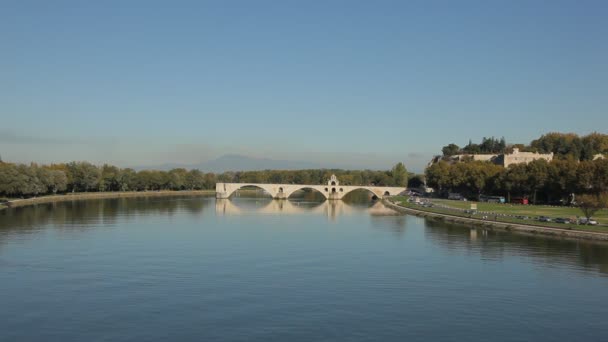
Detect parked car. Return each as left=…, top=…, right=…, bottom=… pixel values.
left=515, top=215, right=529, bottom=220
left=579, top=218, right=598, bottom=225
left=448, top=193, right=464, bottom=201
left=538, top=216, right=552, bottom=222
left=554, top=218, right=569, bottom=224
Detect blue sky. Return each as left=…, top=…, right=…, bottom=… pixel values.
left=1, top=0, right=607, bottom=172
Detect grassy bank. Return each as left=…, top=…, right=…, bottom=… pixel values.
left=430, top=198, right=608, bottom=221
left=1, top=190, right=216, bottom=210
left=391, top=196, right=608, bottom=234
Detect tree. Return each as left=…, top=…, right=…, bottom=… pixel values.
left=546, top=159, right=578, bottom=203
left=0, top=163, right=21, bottom=196
left=581, top=132, right=608, bottom=160
left=462, top=140, right=481, bottom=154
left=425, top=161, right=451, bottom=193
left=185, top=169, right=205, bottom=190
left=117, top=168, right=136, bottom=191
left=391, top=162, right=408, bottom=186
left=49, top=170, right=68, bottom=194
left=442, top=144, right=460, bottom=156
left=99, top=164, right=120, bottom=192
left=67, top=162, right=101, bottom=192
left=499, top=164, right=530, bottom=201
left=527, top=159, right=550, bottom=204
left=168, top=168, right=188, bottom=190
left=577, top=193, right=608, bottom=220
left=407, top=175, right=425, bottom=188
left=531, top=132, right=585, bottom=160
left=576, top=161, right=595, bottom=193
left=592, top=159, right=608, bottom=193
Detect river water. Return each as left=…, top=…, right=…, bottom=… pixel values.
left=1, top=195, right=607, bottom=341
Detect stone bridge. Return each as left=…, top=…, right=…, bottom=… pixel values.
left=215, top=175, right=407, bottom=200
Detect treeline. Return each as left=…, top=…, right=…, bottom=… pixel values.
left=0, top=161, right=409, bottom=198
left=442, top=137, right=507, bottom=156
left=442, top=132, right=608, bottom=160
left=426, top=158, right=608, bottom=204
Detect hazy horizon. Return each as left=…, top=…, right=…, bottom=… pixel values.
left=2, top=1, right=607, bottom=173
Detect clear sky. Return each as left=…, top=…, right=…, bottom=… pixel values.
left=2, top=0, right=607, bottom=172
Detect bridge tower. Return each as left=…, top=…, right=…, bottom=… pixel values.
left=327, top=174, right=343, bottom=200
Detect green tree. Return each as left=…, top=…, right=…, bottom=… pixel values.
left=592, top=159, right=608, bottom=193
left=168, top=168, right=188, bottom=190
left=577, top=193, right=608, bottom=220
left=407, top=175, right=425, bottom=188
left=527, top=159, right=550, bottom=204
left=49, top=170, right=68, bottom=194
left=99, top=164, right=120, bottom=192
left=117, top=168, right=136, bottom=191
left=391, top=162, right=408, bottom=186
left=67, top=162, right=101, bottom=192
left=0, top=163, right=21, bottom=196
left=581, top=132, right=608, bottom=160
left=441, top=144, right=460, bottom=156
left=425, top=161, right=451, bottom=193
left=185, top=169, right=205, bottom=190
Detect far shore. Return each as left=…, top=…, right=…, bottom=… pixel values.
left=0, top=190, right=216, bottom=211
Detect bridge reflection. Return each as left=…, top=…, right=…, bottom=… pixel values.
left=215, top=198, right=400, bottom=221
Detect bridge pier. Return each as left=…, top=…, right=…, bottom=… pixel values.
left=273, top=193, right=288, bottom=200
left=216, top=191, right=230, bottom=199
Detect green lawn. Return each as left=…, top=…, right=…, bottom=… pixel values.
left=429, top=198, right=608, bottom=221
left=391, top=196, right=608, bottom=233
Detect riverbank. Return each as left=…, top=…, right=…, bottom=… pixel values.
left=383, top=199, right=608, bottom=241
left=0, top=190, right=216, bottom=211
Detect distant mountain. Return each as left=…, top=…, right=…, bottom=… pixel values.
left=135, top=154, right=323, bottom=172
left=200, top=154, right=322, bottom=172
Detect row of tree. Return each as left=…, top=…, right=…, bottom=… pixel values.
left=442, top=137, right=507, bottom=156
left=442, top=132, right=608, bottom=161
left=0, top=162, right=215, bottom=197
left=425, top=158, right=608, bottom=204
left=0, top=161, right=409, bottom=198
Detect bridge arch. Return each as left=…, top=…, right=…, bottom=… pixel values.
left=226, top=184, right=275, bottom=198
left=341, top=187, right=384, bottom=200
left=284, top=186, right=328, bottom=200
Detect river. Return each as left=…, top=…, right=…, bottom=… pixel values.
left=1, top=195, right=607, bottom=341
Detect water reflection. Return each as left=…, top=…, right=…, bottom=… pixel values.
left=0, top=195, right=211, bottom=232
left=424, top=218, right=608, bottom=275
left=216, top=198, right=394, bottom=221
left=1, top=195, right=608, bottom=277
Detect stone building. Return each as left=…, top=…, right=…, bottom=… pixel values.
left=497, top=148, right=553, bottom=167
left=427, top=148, right=554, bottom=168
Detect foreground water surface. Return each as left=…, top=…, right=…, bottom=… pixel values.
left=1, top=195, right=608, bottom=341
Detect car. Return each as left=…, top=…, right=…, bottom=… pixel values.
left=538, top=216, right=552, bottom=222
left=554, top=218, right=569, bottom=224
left=515, top=215, right=529, bottom=220
left=448, top=193, right=464, bottom=200
left=579, top=218, right=598, bottom=225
